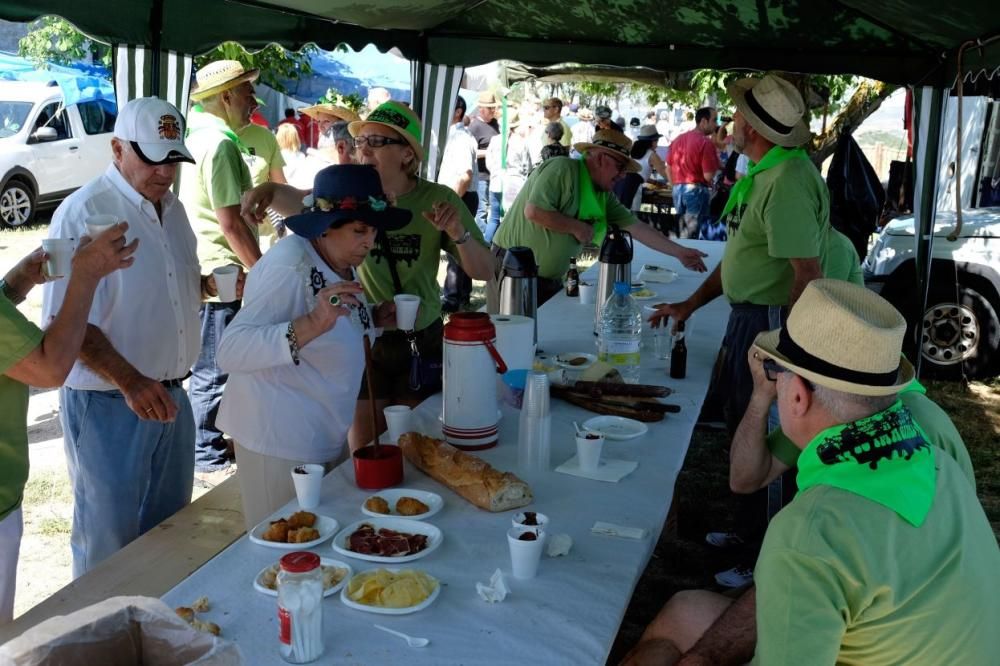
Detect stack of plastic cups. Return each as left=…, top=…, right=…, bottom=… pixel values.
left=517, top=371, right=551, bottom=473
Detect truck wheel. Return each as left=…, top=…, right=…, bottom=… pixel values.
left=0, top=179, right=35, bottom=227
left=914, top=283, right=1000, bottom=380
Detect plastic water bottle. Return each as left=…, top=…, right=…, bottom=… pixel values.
left=598, top=281, right=642, bottom=384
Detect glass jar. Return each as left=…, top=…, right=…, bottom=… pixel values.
left=277, top=551, right=324, bottom=663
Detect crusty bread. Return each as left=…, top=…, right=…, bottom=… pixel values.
left=399, top=433, right=532, bottom=512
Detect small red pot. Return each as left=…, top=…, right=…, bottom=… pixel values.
left=353, top=445, right=404, bottom=489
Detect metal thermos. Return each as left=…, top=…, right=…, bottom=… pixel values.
left=498, top=246, right=538, bottom=344
left=595, top=226, right=634, bottom=325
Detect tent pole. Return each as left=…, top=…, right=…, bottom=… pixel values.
left=149, top=0, right=165, bottom=96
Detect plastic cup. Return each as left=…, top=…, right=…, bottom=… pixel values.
left=578, top=281, right=596, bottom=305
left=393, top=294, right=420, bottom=331
left=41, top=238, right=73, bottom=278
left=85, top=214, right=120, bottom=239
left=383, top=405, right=413, bottom=444
left=576, top=431, right=605, bottom=472
left=290, top=463, right=324, bottom=509
left=521, top=371, right=550, bottom=417
left=212, top=265, right=240, bottom=302
left=508, top=526, right=546, bottom=579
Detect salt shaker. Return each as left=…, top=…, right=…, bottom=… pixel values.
left=518, top=371, right=551, bottom=472
left=277, top=551, right=324, bottom=663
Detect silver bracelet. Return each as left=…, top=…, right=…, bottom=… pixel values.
left=285, top=321, right=301, bottom=366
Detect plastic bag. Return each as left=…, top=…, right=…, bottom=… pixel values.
left=827, top=133, right=886, bottom=259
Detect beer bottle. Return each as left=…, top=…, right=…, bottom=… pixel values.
left=565, top=257, right=580, bottom=297
left=669, top=321, right=687, bottom=379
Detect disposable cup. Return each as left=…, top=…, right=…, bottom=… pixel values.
left=85, top=214, right=120, bottom=239
left=394, top=294, right=420, bottom=331
left=521, top=371, right=550, bottom=417
left=383, top=405, right=413, bottom=444
left=290, top=463, right=324, bottom=509
left=511, top=511, right=549, bottom=531
left=41, top=238, right=73, bottom=278
left=508, top=526, right=546, bottom=579
left=578, top=281, right=596, bottom=305
left=576, top=431, right=605, bottom=472
left=212, top=265, right=240, bottom=302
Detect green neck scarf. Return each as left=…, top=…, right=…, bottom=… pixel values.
left=796, top=401, right=937, bottom=527
left=577, top=157, right=608, bottom=246
left=187, top=104, right=250, bottom=155
left=720, top=145, right=809, bottom=219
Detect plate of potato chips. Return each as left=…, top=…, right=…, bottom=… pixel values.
left=340, top=568, right=440, bottom=615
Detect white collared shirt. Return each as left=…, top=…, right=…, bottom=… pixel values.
left=42, top=164, right=202, bottom=391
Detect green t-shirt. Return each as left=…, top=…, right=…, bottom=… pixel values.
left=236, top=123, right=285, bottom=188
left=766, top=390, right=976, bottom=490
left=357, top=178, right=485, bottom=332
left=753, top=451, right=1000, bottom=665
left=179, top=107, right=255, bottom=272
left=493, top=157, right=634, bottom=280
left=0, top=294, right=43, bottom=521
left=822, top=227, right=863, bottom=285
left=720, top=157, right=829, bottom=304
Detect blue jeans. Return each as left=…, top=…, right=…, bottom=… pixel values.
left=673, top=183, right=711, bottom=239
left=190, top=301, right=240, bottom=471
left=475, top=179, right=490, bottom=232
left=61, top=386, right=194, bottom=578
left=484, top=191, right=503, bottom=244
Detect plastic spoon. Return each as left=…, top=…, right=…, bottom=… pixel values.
left=374, top=624, right=430, bottom=648
left=573, top=421, right=583, bottom=436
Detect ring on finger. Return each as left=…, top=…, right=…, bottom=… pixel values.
left=329, top=295, right=341, bottom=306
left=145, top=407, right=154, bottom=413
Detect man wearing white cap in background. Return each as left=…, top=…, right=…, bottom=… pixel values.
left=42, top=97, right=228, bottom=576
left=180, top=59, right=258, bottom=481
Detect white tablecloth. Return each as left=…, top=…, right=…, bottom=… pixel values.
left=163, top=240, right=730, bottom=665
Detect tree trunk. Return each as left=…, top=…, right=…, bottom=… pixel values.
left=809, top=80, right=899, bottom=166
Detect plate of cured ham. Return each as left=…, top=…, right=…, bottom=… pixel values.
left=332, top=518, right=443, bottom=564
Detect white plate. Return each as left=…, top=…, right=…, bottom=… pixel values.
left=582, top=415, right=650, bottom=441
left=631, top=290, right=657, bottom=300
left=339, top=569, right=441, bottom=615
left=248, top=513, right=339, bottom=550
left=332, top=518, right=443, bottom=563
left=555, top=352, right=597, bottom=370
left=252, top=557, right=353, bottom=598
left=361, top=489, right=443, bottom=520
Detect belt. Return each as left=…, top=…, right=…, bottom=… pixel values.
left=160, top=372, right=192, bottom=388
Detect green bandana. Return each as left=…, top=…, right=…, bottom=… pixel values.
left=720, top=145, right=809, bottom=219
left=186, top=104, right=250, bottom=155
left=577, top=156, right=607, bottom=246
left=796, top=401, right=937, bottom=527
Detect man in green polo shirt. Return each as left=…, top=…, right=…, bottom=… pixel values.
left=488, top=129, right=707, bottom=310
left=179, top=59, right=258, bottom=477
left=0, top=232, right=135, bottom=624
left=623, top=280, right=999, bottom=665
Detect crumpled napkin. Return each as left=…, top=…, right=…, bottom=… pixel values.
left=476, top=568, right=509, bottom=603
left=546, top=533, right=572, bottom=557
left=591, top=521, right=648, bottom=539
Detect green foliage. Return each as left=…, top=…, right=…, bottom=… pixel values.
left=317, top=88, right=365, bottom=112
left=194, top=42, right=317, bottom=94
left=18, top=16, right=110, bottom=68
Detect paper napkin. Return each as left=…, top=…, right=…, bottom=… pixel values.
left=555, top=455, right=638, bottom=482
left=547, top=533, right=573, bottom=557
left=590, top=522, right=648, bottom=540
left=476, top=568, right=509, bottom=603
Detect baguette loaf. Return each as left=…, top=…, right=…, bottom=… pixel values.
left=399, top=433, right=532, bottom=512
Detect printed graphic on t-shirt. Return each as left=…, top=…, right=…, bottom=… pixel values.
left=309, top=266, right=327, bottom=295
left=724, top=204, right=747, bottom=235
left=370, top=234, right=422, bottom=267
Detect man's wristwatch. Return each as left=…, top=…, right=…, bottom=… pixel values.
left=0, top=278, right=25, bottom=305
left=454, top=230, right=472, bottom=245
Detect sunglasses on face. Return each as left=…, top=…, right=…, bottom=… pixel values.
left=762, top=358, right=814, bottom=390
left=353, top=135, right=407, bottom=149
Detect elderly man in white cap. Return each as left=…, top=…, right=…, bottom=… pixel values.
left=42, top=97, right=225, bottom=576
left=179, top=59, right=259, bottom=479
left=623, top=280, right=1000, bottom=666
left=488, top=129, right=708, bottom=310
left=650, top=74, right=831, bottom=587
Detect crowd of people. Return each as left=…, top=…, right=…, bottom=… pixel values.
left=1, top=60, right=998, bottom=664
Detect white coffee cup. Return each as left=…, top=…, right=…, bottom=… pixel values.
left=576, top=431, right=605, bottom=472
left=41, top=238, right=74, bottom=278
left=507, top=526, right=546, bottom=579
left=85, top=214, right=120, bottom=239
left=383, top=405, right=413, bottom=444
left=212, top=265, right=240, bottom=302
left=290, top=464, right=324, bottom=510
left=394, top=294, right=420, bottom=331
left=578, top=281, right=596, bottom=305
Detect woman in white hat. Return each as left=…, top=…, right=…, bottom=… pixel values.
left=627, top=125, right=670, bottom=213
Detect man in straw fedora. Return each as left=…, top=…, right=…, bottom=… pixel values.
left=179, top=59, right=260, bottom=478
left=488, top=129, right=708, bottom=310
left=299, top=101, right=360, bottom=149
left=624, top=279, right=1000, bottom=666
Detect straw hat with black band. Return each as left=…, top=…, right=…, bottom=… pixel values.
left=573, top=129, right=641, bottom=173
left=348, top=101, right=424, bottom=161
left=300, top=103, right=360, bottom=124
left=727, top=74, right=811, bottom=148
left=752, top=279, right=915, bottom=397
left=190, top=60, right=259, bottom=102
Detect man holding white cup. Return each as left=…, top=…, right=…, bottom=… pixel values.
left=42, top=97, right=237, bottom=577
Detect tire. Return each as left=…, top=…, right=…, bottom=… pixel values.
left=0, top=179, right=36, bottom=228
left=896, top=282, right=1000, bottom=380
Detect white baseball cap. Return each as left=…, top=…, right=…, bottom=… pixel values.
left=113, top=97, right=195, bottom=165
